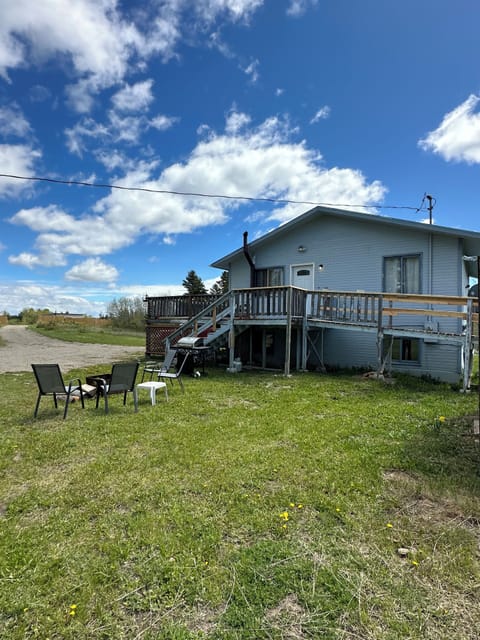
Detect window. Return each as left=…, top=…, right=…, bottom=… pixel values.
left=384, top=255, right=421, bottom=293
left=255, top=267, right=284, bottom=287
left=391, top=338, right=420, bottom=363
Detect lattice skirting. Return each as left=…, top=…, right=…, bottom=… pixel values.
left=146, top=325, right=176, bottom=356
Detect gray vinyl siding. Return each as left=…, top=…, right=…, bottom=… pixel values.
left=229, top=258, right=252, bottom=289
left=243, top=215, right=464, bottom=297
left=227, top=214, right=470, bottom=382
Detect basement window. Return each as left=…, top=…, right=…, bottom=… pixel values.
left=391, top=338, right=420, bottom=363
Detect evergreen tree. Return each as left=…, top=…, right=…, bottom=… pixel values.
left=210, top=270, right=229, bottom=294
left=182, top=270, right=207, bottom=295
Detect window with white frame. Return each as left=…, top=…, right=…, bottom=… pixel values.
left=255, top=267, right=284, bottom=287
left=384, top=254, right=421, bottom=294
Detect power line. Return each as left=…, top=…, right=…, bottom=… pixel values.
left=0, top=172, right=427, bottom=212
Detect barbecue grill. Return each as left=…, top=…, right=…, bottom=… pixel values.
left=174, top=336, right=210, bottom=375
left=175, top=336, right=204, bottom=348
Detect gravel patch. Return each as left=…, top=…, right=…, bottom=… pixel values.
left=0, top=325, right=144, bottom=373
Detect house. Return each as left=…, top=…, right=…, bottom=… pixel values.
left=145, top=206, right=480, bottom=386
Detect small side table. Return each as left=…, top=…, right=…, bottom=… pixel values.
left=136, top=381, right=168, bottom=405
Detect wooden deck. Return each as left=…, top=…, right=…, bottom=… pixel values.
left=145, top=287, right=479, bottom=387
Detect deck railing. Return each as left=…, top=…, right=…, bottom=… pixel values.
left=145, top=293, right=222, bottom=320
left=145, top=287, right=477, bottom=337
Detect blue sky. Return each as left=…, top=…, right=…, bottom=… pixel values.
left=1, top=0, right=480, bottom=315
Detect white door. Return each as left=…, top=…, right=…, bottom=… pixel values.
left=292, top=264, right=314, bottom=314
left=292, top=264, right=314, bottom=289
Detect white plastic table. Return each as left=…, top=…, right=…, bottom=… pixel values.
left=135, top=381, right=168, bottom=405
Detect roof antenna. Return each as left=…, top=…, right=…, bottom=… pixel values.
left=425, top=194, right=435, bottom=224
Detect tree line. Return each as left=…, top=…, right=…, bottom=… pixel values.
left=15, top=270, right=228, bottom=330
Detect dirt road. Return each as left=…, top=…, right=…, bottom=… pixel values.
left=0, top=325, right=144, bottom=373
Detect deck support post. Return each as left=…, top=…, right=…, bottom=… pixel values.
left=284, top=287, right=292, bottom=376
left=376, top=296, right=384, bottom=376
left=228, top=291, right=236, bottom=369
left=463, top=298, right=473, bottom=392
left=301, top=293, right=308, bottom=370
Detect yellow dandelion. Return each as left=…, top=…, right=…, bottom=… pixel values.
left=297, top=504, right=304, bottom=509
left=279, top=511, right=289, bottom=521
left=386, top=523, right=393, bottom=528
left=289, top=502, right=295, bottom=507
left=411, top=560, right=419, bottom=566
left=335, top=507, right=341, bottom=512
left=438, top=416, right=446, bottom=423
left=282, top=524, right=287, bottom=529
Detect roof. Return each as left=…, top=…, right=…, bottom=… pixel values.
left=211, top=205, right=480, bottom=277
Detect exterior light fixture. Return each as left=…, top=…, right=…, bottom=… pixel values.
left=297, top=245, right=306, bottom=253
left=318, top=264, right=324, bottom=271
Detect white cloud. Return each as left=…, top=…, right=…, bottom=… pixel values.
left=0, top=104, right=32, bottom=137
left=8, top=252, right=43, bottom=269
left=193, top=0, right=264, bottom=24
left=0, top=1, right=140, bottom=93
left=9, top=110, right=385, bottom=269
left=287, top=0, right=318, bottom=17
left=418, top=94, right=480, bottom=164
left=242, top=59, right=260, bottom=83
left=94, top=149, right=136, bottom=172
left=65, top=118, right=110, bottom=156
left=29, top=84, right=51, bottom=102
left=0, top=144, right=41, bottom=197
left=10, top=205, right=78, bottom=233
left=111, top=79, right=154, bottom=112
left=66, top=110, right=179, bottom=156
left=0, top=0, right=266, bottom=111
left=150, top=114, right=179, bottom=131
left=275, top=88, right=284, bottom=97
left=0, top=281, right=110, bottom=315
left=65, top=257, right=119, bottom=282
left=310, top=105, right=331, bottom=124
left=225, top=110, right=251, bottom=134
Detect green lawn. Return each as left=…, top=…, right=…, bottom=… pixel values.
left=1, top=366, right=479, bottom=639
left=31, top=324, right=145, bottom=346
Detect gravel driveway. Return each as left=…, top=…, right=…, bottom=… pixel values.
left=0, top=325, right=144, bottom=373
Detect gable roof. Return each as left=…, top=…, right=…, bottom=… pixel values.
left=211, top=205, right=480, bottom=276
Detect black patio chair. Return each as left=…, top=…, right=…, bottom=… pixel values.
left=31, top=364, right=85, bottom=419
left=157, top=350, right=189, bottom=392
left=141, top=349, right=176, bottom=382
left=95, top=361, right=139, bottom=414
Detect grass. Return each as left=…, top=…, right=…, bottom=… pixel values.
left=31, top=324, right=145, bottom=346
left=1, top=366, right=480, bottom=639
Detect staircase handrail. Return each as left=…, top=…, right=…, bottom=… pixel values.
left=165, top=290, right=232, bottom=349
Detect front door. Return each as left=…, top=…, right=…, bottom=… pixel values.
left=292, top=264, right=314, bottom=314
left=292, top=264, right=314, bottom=290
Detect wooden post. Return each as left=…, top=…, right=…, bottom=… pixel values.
left=285, top=287, right=292, bottom=376
left=301, top=289, right=308, bottom=370
left=376, top=295, right=384, bottom=376
left=463, top=298, right=473, bottom=392
left=228, top=291, right=235, bottom=369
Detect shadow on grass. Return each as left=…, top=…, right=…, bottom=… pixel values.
left=400, top=412, right=480, bottom=490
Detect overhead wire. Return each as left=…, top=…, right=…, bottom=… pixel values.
left=0, top=172, right=428, bottom=213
